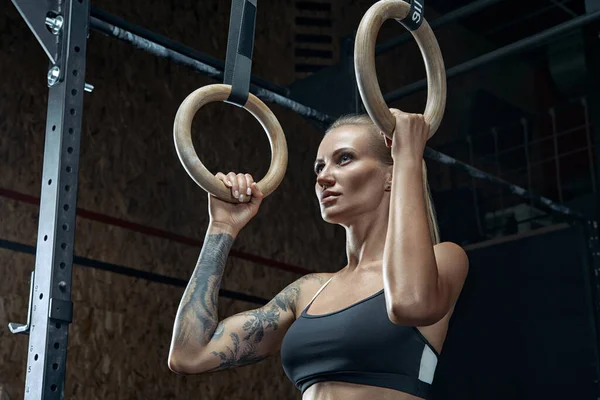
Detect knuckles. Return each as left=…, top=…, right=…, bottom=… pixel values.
left=392, top=112, right=428, bottom=134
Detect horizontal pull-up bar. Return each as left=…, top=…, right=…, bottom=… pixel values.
left=424, top=147, right=584, bottom=219
left=89, top=15, right=335, bottom=125
left=90, top=7, right=288, bottom=97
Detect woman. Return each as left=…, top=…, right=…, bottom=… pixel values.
left=168, top=109, right=469, bottom=400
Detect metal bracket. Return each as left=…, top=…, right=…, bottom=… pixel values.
left=49, top=298, right=73, bottom=323
left=11, top=0, right=62, bottom=65
left=9, top=0, right=95, bottom=92
left=8, top=271, right=35, bottom=335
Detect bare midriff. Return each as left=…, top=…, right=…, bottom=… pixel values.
left=303, top=381, right=424, bottom=400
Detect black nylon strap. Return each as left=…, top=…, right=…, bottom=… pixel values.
left=398, top=0, right=424, bottom=31
left=224, top=0, right=257, bottom=106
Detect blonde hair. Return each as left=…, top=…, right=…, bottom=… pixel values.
left=326, top=114, right=440, bottom=245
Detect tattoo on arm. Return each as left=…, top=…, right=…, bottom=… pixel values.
left=209, top=333, right=267, bottom=371
left=208, top=274, right=326, bottom=369
left=173, top=233, right=234, bottom=347
left=212, top=323, right=225, bottom=341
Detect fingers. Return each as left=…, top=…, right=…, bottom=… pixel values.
left=225, top=172, right=237, bottom=198
left=216, top=172, right=230, bottom=186
left=236, top=174, right=248, bottom=202
left=249, top=181, right=264, bottom=202
left=244, top=174, right=254, bottom=196
left=217, top=172, right=258, bottom=203
left=216, top=172, right=234, bottom=191
left=388, top=109, right=430, bottom=139
left=389, top=108, right=424, bottom=121
left=389, top=108, right=403, bottom=117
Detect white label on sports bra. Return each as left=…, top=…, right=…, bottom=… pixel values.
left=418, top=345, right=438, bottom=384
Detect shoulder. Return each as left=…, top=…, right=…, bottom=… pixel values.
left=297, top=272, right=335, bottom=288
left=291, top=272, right=335, bottom=304
left=273, top=272, right=335, bottom=318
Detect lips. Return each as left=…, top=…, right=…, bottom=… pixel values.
left=320, top=190, right=341, bottom=203
left=321, top=195, right=339, bottom=204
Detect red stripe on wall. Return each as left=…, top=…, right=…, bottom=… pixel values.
left=0, top=187, right=313, bottom=275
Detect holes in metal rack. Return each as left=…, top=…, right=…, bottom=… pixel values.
left=60, top=243, right=67, bottom=250
left=67, top=147, right=73, bottom=154
left=48, top=179, right=52, bottom=185
left=69, top=109, right=76, bottom=116
left=50, top=384, right=57, bottom=392
left=73, top=70, right=78, bottom=77
left=44, top=235, right=48, bottom=241
left=59, top=262, right=66, bottom=269
left=74, top=46, right=80, bottom=53
left=65, top=185, right=71, bottom=192
left=52, top=363, right=59, bottom=370
left=66, top=166, right=72, bottom=173
left=62, top=223, right=69, bottom=231
left=54, top=342, right=60, bottom=349
left=34, top=354, right=38, bottom=361
left=72, top=89, right=77, bottom=96
left=63, top=204, right=69, bottom=211
left=56, top=323, right=61, bottom=329
left=52, top=125, right=56, bottom=131
left=39, top=293, right=43, bottom=300
left=69, top=128, right=74, bottom=134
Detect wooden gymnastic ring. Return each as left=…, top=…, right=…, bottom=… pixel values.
left=173, top=84, right=288, bottom=203
left=355, top=0, right=446, bottom=139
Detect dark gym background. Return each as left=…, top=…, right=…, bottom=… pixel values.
left=1, top=0, right=599, bottom=399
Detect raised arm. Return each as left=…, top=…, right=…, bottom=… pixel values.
left=167, top=223, right=328, bottom=374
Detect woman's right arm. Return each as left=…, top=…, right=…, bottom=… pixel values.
left=168, top=223, right=327, bottom=374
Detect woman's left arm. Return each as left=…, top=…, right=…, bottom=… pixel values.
left=383, top=110, right=469, bottom=326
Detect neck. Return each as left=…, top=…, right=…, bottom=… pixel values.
left=342, top=200, right=390, bottom=272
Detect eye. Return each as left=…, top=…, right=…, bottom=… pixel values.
left=338, top=153, right=352, bottom=164
left=314, top=153, right=353, bottom=175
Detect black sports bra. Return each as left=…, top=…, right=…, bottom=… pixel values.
left=280, top=279, right=439, bottom=398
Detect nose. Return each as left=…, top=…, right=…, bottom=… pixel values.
left=316, top=167, right=335, bottom=190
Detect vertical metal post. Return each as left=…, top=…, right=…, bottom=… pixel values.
left=581, top=98, right=597, bottom=193
left=20, top=0, right=89, bottom=398
left=549, top=108, right=564, bottom=203
left=582, top=220, right=600, bottom=396
left=466, top=135, right=484, bottom=237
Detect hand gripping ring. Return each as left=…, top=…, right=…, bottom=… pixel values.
left=173, top=84, right=288, bottom=203
left=355, top=0, right=447, bottom=139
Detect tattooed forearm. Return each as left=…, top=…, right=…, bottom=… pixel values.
left=172, top=233, right=234, bottom=348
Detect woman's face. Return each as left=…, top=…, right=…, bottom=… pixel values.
left=314, top=125, right=390, bottom=225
